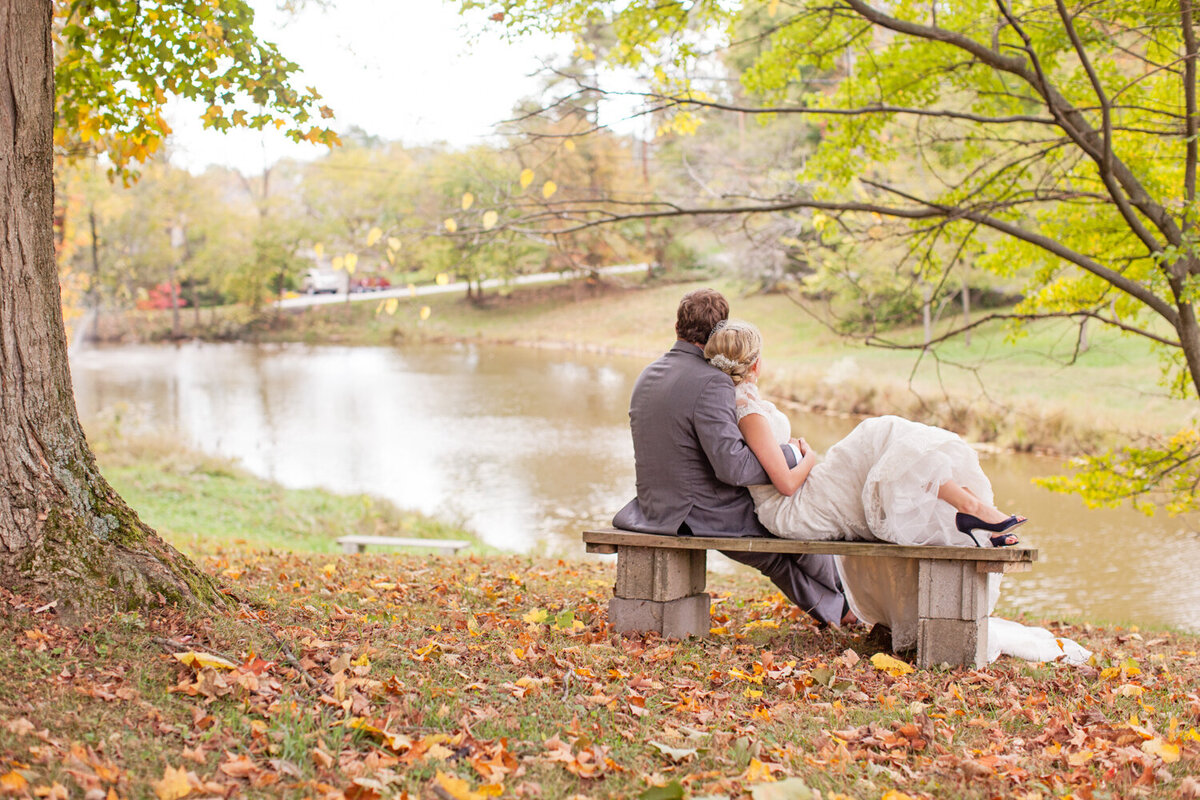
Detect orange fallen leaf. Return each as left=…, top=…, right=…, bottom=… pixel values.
left=433, top=771, right=486, bottom=800
left=0, top=772, right=28, bottom=795
left=152, top=766, right=190, bottom=800
left=743, top=758, right=776, bottom=783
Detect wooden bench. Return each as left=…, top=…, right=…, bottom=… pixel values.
left=583, top=527, right=1037, bottom=668
left=336, top=535, right=470, bottom=556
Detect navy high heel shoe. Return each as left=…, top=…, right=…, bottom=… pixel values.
left=955, top=513, right=1026, bottom=547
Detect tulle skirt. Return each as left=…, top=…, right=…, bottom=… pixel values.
left=751, top=415, right=992, bottom=547
left=751, top=416, right=994, bottom=650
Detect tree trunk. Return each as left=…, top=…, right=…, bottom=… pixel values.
left=0, top=2, right=225, bottom=613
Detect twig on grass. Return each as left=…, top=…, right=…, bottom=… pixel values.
left=260, top=623, right=319, bottom=688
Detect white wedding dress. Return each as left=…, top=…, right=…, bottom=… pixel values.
left=735, top=383, right=1090, bottom=664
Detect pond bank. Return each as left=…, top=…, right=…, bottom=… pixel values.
left=84, top=274, right=1196, bottom=458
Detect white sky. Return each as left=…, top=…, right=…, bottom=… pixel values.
left=167, top=0, right=569, bottom=174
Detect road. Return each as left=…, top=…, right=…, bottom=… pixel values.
left=275, top=263, right=649, bottom=310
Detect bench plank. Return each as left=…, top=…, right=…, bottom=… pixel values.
left=584, top=528, right=1036, bottom=563
left=336, top=535, right=470, bottom=555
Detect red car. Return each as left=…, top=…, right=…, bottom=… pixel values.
left=352, top=276, right=392, bottom=292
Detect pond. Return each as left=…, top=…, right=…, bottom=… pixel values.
left=70, top=341, right=1200, bottom=633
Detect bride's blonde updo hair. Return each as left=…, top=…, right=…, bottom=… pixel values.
left=703, top=320, right=762, bottom=385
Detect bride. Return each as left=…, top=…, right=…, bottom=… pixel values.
left=703, top=321, right=1089, bottom=663
left=703, top=320, right=1025, bottom=549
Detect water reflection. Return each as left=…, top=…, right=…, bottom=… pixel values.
left=70, top=342, right=1200, bottom=632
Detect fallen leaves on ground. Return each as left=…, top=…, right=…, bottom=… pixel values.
left=0, top=552, right=1197, bottom=799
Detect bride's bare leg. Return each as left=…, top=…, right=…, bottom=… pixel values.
left=937, top=482, right=1024, bottom=545
left=937, top=482, right=1019, bottom=525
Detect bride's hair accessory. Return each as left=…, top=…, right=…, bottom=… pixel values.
left=709, top=319, right=730, bottom=341
left=707, top=353, right=739, bottom=371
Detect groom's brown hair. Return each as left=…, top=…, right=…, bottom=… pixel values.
left=676, top=289, right=729, bottom=345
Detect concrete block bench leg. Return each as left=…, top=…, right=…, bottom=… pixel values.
left=916, top=559, right=990, bottom=668
left=608, top=546, right=710, bottom=639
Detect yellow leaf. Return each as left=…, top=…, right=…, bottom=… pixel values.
left=366, top=227, right=382, bottom=247
left=344, top=253, right=358, bottom=274
left=385, top=298, right=399, bottom=316
left=743, top=758, right=775, bottom=783
left=408, top=283, right=417, bottom=296
left=1067, top=749, right=1094, bottom=766
left=519, top=168, right=534, bottom=188
left=1142, top=738, right=1181, bottom=763
left=387, top=236, right=401, bottom=251
left=482, top=210, right=499, bottom=230
left=870, top=652, right=913, bottom=677
left=743, top=689, right=763, bottom=699
left=523, top=609, right=549, bottom=624
left=351, top=653, right=370, bottom=667
left=444, top=218, right=458, bottom=233
left=563, top=138, right=576, bottom=152
left=542, top=180, right=557, bottom=199
left=172, top=652, right=237, bottom=671
left=435, top=273, right=450, bottom=286
left=427, top=743, right=454, bottom=760
left=743, top=619, right=780, bottom=630
left=331, top=256, right=344, bottom=271
left=419, top=306, right=431, bottom=321
left=881, top=792, right=918, bottom=800
left=461, top=192, right=474, bottom=211
left=0, top=772, right=29, bottom=795
left=313, top=242, right=324, bottom=257
left=434, top=771, right=485, bottom=800
left=153, top=765, right=191, bottom=800
left=767, top=0, right=780, bottom=18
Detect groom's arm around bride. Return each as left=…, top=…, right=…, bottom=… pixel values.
left=613, top=288, right=848, bottom=626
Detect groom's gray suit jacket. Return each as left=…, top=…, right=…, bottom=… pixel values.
left=613, top=341, right=845, bottom=623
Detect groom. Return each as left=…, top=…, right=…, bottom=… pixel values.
left=613, top=288, right=850, bottom=626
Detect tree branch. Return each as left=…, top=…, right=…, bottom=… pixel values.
left=863, top=308, right=1180, bottom=351
left=1183, top=0, right=1198, bottom=224
left=1054, top=0, right=1112, bottom=175
left=841, top=0, right=1179, bottom=256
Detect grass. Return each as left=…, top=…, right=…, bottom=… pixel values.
left=87, top=422, right=476, bottom=556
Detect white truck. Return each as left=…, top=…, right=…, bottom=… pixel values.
left=301, top=268, right=348, bottom=294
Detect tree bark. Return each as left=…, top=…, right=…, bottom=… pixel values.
left=0, top=2, right=225, bottom=613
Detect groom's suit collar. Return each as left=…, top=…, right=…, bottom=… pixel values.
left=671, top=340, right=705, bottom=358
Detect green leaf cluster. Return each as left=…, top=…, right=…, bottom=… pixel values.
left=55, top=0, right=339, bottom=173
